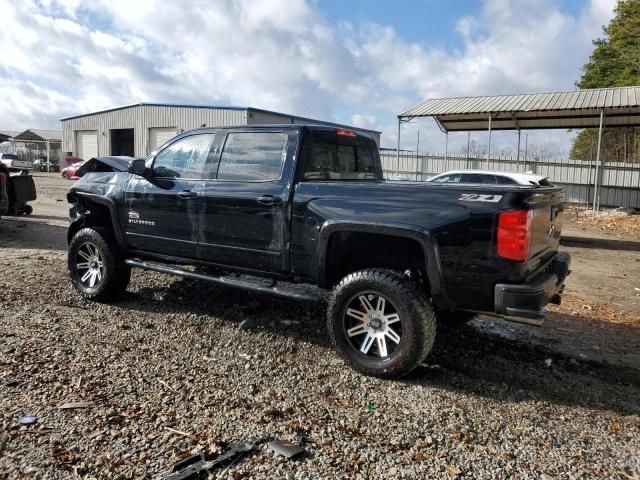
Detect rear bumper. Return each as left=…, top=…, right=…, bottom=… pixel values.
left=494, top=252, right=571, bottom=320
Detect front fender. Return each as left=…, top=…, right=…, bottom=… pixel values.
left=68, top=192, right=127, bottom=248
left=316, top=220, right=450, bottom=310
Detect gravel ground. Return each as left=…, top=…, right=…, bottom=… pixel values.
left=0, top=175, right=639, bottom=479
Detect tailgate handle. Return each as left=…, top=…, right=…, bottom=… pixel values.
left=177, top=190, right=198, bottom=199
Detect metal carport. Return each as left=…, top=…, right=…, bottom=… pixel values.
left=397, top=86, right=640, bottom=210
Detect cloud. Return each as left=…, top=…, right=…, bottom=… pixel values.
left=0, top=0, right=616, bottom=154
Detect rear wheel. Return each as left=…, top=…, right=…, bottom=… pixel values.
left=327, top=269, right=437, bottom=378
left=68, top=228, right=130, bottom=302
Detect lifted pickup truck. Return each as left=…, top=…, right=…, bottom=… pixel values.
left=66, top=125, right=570, bottom=377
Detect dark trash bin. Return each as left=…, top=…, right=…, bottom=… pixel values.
left=7, top=174, right=37, bottom=215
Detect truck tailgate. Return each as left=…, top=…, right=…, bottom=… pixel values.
left=528, top=189, right=564, bottom=259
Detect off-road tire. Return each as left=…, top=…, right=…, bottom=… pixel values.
left=68, top=227, right=130, bottom=302
left=327, top=269, right=437, bottom=378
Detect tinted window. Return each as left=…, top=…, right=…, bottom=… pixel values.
left=496, top=175, right=517, bottom=185
left=1, top=154, right=18, bottom=160
left=432, top=174, right=462, bottom=183
left=153, top=134, right=213, bottom=178
left=461, top=173, right=495, bottom=184
left=217, top=132, right=286, bottom=181
left=303, top=141, right=380, bottom=180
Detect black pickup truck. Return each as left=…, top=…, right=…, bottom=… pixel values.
left=66, top=125, right=570, bottom=377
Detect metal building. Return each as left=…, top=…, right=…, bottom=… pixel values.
left=61, top=103, right=380, bottom=159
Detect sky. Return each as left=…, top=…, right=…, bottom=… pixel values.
left=0, top=0, right=617, bottom=155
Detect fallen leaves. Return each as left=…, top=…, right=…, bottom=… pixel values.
left=549, top=293, right=640, bottom=326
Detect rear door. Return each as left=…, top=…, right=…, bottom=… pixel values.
left=123, top=133, right=214, bottom=258
left=199, top=129, right=294, bottom=271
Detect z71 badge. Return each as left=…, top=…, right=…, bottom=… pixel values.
left=458, top=193, right=503, bottom=203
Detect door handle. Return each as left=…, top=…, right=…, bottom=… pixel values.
left=177, top=190, right=198, bottom=199
left=257, top=195, right=281, bottom=206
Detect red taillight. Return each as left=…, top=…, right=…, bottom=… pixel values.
left=336, top=128, right=357, bottom=138
left=0, top=173, right=5, bottom=183
left=497, top=209, right=532, bottom=261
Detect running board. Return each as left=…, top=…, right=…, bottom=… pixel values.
left=465, top=310, right=545, bottom=327
left=125, top=258, right=323, bottom=303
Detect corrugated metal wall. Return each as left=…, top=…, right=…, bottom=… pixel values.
left=62, top=106, right=247, bottom=158
left=380, top=150, right=640, bottom=209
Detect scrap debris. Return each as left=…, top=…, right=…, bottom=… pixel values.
left=166, top=436, right=268, bottom=480
left=267, top=439, right=305, bottom=459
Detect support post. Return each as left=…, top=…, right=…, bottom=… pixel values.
left=486, top=114, right=492, bottom=167
left=396, top=118, right=401, bottom=176
left=524, top=134, right=528, bottom=169
left=46, top=140, right=50, bottom=172
left=516, top=129, right=521, bottom=165
left=416, top=130, right=420, bottom=181
left=444, top=132, right=449, bottom=172
left=593, top=110, right=605, bottom=212
left=466, top=131, right=471, bottom=169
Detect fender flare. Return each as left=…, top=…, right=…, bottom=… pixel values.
left=69, top=192, right=127, bottom=248
left=316, top=220, right=450, bottom=310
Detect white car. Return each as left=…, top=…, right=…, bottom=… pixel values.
left=427, top=170, right=552, bottom=187
left=0, top=153, right=33, bottom=172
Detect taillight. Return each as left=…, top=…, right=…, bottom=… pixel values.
left=0, top=173, right=5, bottom=184
left=497, top=209, right=532, bottom=261
left=336, top=128, right=357, bottom=138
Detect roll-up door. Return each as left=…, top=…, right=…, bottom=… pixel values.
left=149, top=127, right=178, bottom=153
left=76, top=130, right=98, bottom=159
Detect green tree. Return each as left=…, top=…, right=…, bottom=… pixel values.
left=570, top=0, right=640, bottom=162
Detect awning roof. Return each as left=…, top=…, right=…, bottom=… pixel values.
left=399, top=86, right=640, bottom=131
left=13, top=129, right=62, bottom=142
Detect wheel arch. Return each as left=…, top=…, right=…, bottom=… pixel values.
left=67, top=193, right=126, bottom=248
left=317, top=220, right=449, bottom=310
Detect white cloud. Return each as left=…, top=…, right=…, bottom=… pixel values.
left=0, top=0, right=616, bottom=154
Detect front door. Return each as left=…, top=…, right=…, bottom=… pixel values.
left=199, top=130, right=292, bottom=271
left=123, top=133, right=214, bottom=258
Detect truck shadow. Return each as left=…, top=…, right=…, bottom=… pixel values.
left=124, top=276, right=640, bottom=416
left=0, top=219, right=67, bottom=251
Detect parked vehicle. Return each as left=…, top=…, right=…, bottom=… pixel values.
left=61, top=161, right=85, bottom=180
left=0, top=153, right=32, bottom=174
left=66, top=125, right=570, bottom=378
left=427, top=170, right=553, bottom=187
left=34, top=158, right=60, bottom=172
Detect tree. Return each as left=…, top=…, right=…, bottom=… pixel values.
left=570, top=0, right=640, bottom=162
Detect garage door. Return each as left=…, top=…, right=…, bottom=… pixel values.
left=76, top=130, right=98, bottom=160
left=149, top=127, right=178, bottom=153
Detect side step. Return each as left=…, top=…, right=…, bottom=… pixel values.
left=125, top=258, right=323, bottom=303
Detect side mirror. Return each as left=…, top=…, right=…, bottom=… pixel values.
left=128, top=158, right=149, bottom=177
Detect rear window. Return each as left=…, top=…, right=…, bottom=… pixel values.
left=303, top=141, right=381, bottom=180
left=496, top=175, right=518, bottom=185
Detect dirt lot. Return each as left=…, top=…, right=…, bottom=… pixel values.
left=1, top=173, right=639, bottom=479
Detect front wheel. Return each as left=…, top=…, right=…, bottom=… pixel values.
left=68, top=228, right=130, bottom=302
left=327, top=269, right=437, bottom=378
